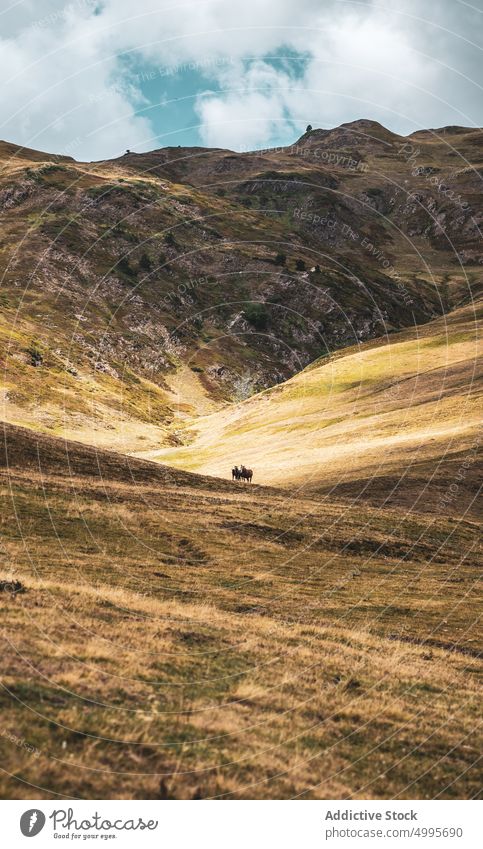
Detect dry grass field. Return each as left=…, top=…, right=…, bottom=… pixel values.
left=0, top=417, right=481, bottom=799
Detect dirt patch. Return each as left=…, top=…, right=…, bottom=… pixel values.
left=220, top=520, right=305, bottom=545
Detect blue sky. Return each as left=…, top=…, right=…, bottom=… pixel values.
left=0, top=1, right=481, bottom=159
left=134, top=51, right=308, bottom=149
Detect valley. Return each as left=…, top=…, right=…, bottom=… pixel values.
left=147, top=300, right=481, bottom=515
left=0, top=122, right=481, bottom=801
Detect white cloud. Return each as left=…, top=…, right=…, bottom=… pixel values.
left=195, top=60, right=296, bottom=150
left=194, top=6, right=477, bottom=149
left=0, top=1, right=154, bottom=159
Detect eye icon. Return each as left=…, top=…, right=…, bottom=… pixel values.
left=20, top=809, right=46, bottom=837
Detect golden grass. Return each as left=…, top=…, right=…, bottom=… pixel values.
left=0, top=425, right=481, bottom=799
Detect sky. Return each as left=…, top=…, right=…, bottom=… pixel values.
left=0, top=0, right=482, bottom=160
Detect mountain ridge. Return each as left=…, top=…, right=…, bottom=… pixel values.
left=0, top=120, right=481, bottom=451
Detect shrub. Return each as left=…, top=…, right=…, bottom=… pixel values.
left=139, top=252, right=152, bottom=272
left=295, top=259, right=306, bottom=271
left=243, top=302, right=269, bottom=330
left=0, top=579, right=25, bottom=595
left=25, top=344, right=43, bottom=367
left=164, top=232, right=177, bottom=247
left=274, top=252, right=286, bottom=266
left=116, top=257, right=135, bottom=278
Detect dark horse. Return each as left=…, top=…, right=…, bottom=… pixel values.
left=240, top=465, right=253, bottom=483
left=232, top=465, right=253, bottom=482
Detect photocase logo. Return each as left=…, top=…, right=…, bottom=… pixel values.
left=20, top=809, right=46, bottom=837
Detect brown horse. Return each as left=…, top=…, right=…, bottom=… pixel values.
left=240, top=465, right=253, bottom=483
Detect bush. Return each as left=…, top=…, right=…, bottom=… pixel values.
left=25, top=344, right=43, bottom=367
left=116, top=257, right=135, bottom=278
left=243, top=302, right=269, bottom=330
left=0, top=579, right=25, bottom=595
left=274, top=252, right=286, bottom=266
left=139, top=252, right=152, bottom=272
left=164, top=232, right=177, bottom=247
left=295, top=259, right=306, bottom=271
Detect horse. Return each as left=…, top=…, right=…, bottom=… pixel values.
left=232, top=466, right=241, bottom=481
left=240, top=465, right=253, bottom=483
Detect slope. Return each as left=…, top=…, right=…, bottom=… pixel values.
left=145, top=301, right=481, bottom=515
left=0, top=421, right=481, bottom=799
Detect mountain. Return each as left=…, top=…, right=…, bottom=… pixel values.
left=0, top=121, right=481, bottom=450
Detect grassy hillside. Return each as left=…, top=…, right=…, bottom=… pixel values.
left=1, top=121, right=481, bottom=448
left=0, top=123, right=481, bottom=801
left=0, top=422, right=481, bottom=799
left=147, top=301, right=481, bottom=515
